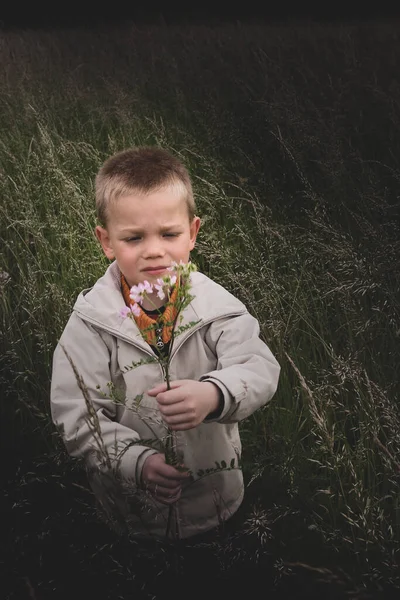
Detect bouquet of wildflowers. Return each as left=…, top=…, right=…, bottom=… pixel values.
left=121, top=260, right=198, bottom=468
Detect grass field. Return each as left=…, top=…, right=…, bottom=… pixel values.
left=1, top=19, right=400, bottom=599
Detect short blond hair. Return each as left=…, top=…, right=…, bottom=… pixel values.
left=95, top=146, right=196, bottom=225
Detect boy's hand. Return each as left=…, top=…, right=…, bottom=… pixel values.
left=141, top=453, right=189, bottom=505
left=147, top=380, right=222, bottom=431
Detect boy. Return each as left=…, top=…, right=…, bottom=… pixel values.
left=50, top=146, right=280, bottom=540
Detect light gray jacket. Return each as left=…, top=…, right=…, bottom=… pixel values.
left=50, top=261, right=280, bottom=539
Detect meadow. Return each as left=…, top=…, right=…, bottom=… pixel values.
left=1, top=19, right=399, bottom=599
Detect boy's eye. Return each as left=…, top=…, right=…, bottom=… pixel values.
left=125, top=233, right=179, bottom=242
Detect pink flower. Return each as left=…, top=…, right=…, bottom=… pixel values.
left=120, top=306, right=131, bottom=319
left=120, top=303, right=141, bottom=318
left=129, top=280, right=153, bottom=305
left=131, top=303, right=141, bottom=317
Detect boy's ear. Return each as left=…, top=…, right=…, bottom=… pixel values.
left=95, top=225, right=115, bottom=260
left=189, top=216, right=201, bottom=250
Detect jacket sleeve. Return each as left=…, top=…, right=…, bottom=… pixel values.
left=199, top=311, right=280, bottom=423
left=50, top=313, right=157, bottom=486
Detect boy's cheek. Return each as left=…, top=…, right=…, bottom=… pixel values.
left=104, top=248, right=115, bottom=260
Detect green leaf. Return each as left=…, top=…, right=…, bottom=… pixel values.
left=221, top=460, right=227, bottom=469
left=230, top=458, right=235, bottom=468
left=215, top=461, right=221, bottom=469
left=197, top=469, right=205, bottom=476
left=122, top=357, right=158, bottom=372
left=174, top=320, right=202, bottom=337
left=134, top=394, right=143, bottom=407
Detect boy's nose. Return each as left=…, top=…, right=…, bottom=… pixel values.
left=142, top=240, right=165, bottom=258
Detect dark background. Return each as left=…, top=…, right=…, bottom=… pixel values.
left=1, top=3, right=399, bottom=29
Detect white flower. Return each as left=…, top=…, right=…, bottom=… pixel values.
left=154, top=274, right=178, bottom=301
left=155, top=286, right=166, bottom=301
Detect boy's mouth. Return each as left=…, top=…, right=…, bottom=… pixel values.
left=142, top=266, right=168, bottom=274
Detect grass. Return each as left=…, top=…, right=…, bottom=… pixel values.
left=1, top=18, right=400, bottom=599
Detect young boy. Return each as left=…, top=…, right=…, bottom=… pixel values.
left=50, top=146, right=280, bottom=541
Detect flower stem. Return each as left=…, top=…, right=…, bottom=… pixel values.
left=163, top=362, right=180, bottom=541
left=163, top=363, right=178, bottom=467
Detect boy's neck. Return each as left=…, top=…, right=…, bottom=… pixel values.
left=140, top=293, right=165, bottom=311
left=142, top=304, right=165, bottom=317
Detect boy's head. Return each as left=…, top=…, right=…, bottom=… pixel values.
left=94, top=146, right=200, bottom=303
left=95, top=146, right=196, bottom=226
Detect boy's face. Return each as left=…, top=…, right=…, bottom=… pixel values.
left=95, top=184, right=200, bottom=306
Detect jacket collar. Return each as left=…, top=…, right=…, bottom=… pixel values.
left=72, top=261, right=246, bottom=352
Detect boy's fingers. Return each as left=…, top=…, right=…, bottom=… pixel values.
left=161, top=464, right=191, bottom=480
left=155, top=489, right=182, bottom=505
left=155, top=388, right=188, bottom=406
left=147, top=383, right=168, bottom=396
left=159, top=456, right=191, bottom=480
left=149, top=481, right=182, bottom=494
left=149, top=476, right=181, bottom=489
left=162, top=415, right=194, bottom=428
left=146, top=483, right=182, bottom=497
left=157, top=395, right=185, bottom=409
left=147, top=380, right=189, bottom=396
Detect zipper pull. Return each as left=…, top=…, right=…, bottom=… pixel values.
left=155, top=326, right=164, bottom=349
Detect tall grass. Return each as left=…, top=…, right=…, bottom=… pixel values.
left=1, top=20, right=399, bottom=598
